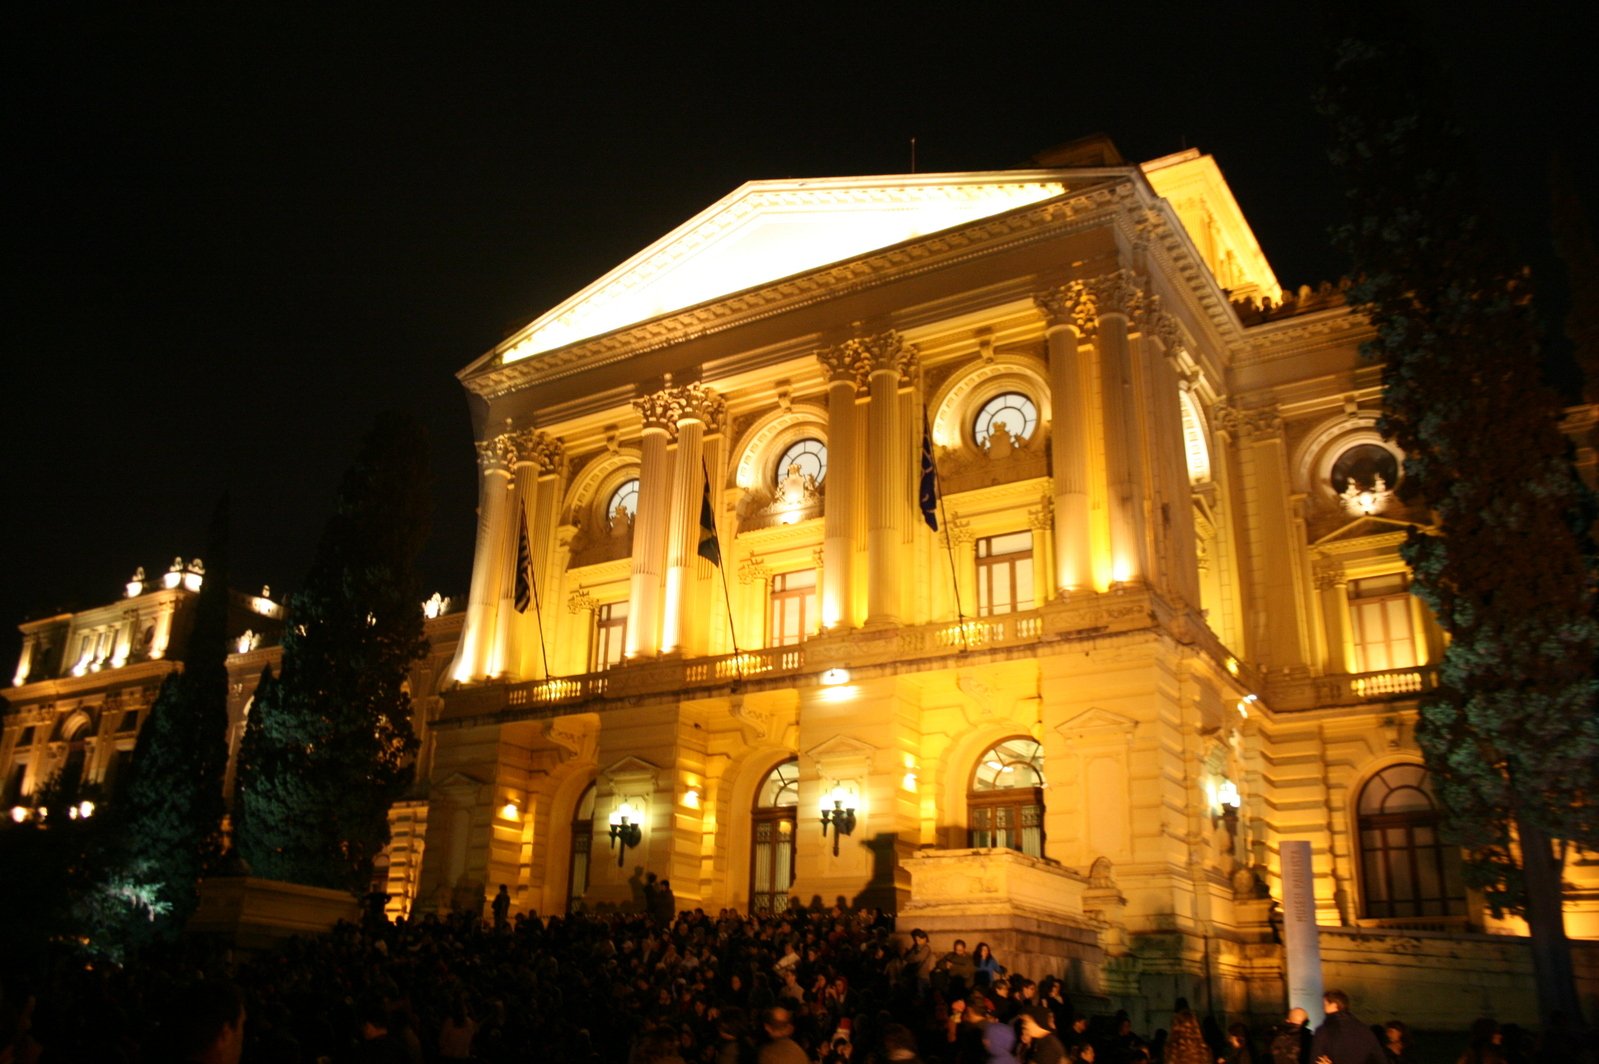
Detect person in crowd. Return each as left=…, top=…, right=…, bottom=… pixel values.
left=939, top=938, right=978, bottom=996
left=973, top=942, right=1005, bottom=987
left=1220, top=1021, right=1253, bottom=1064
left=1270, top=1008, right=1313, bottom=1064
left=1379, top=1020, right=1408, bottom=1062
left=1309, top=989, right=1384, bottom=1064
left=156, top=980, right=247, bottom=1064
left=1163, top=1008, right=1210, bottom=1064
left=1020, top=1005, right=1068, bottom=1064
left=758, top=1006, right=809, bottom=1064
left=1456, top=1017, right=1508, bottom=1064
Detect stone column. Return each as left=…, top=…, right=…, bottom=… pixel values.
left=627, top=390, right=680, bottom=660
left=859, top=332, right=916, bottom=625
left=817, top=343, right=867, bottom=631
left=661, top=384, right=725, bottom=655
left=1089, top=270, right=1145, bottom=585
left=454, top=431, right=516, bottom=682
left=1144, top=307, right=1203, bottom=609
left=1035, top=286, right=1095, bottom=594
left=1319, top=568, right=1356, bottom=674
left=514, top=431, right=565, bottom=679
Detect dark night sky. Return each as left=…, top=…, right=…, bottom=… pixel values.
left=3, top=4, right=1591, bottom=670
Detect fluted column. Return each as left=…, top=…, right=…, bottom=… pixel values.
left=452, top=431, right=516, bottom=682
left=1089, top=269, right=1145, bottom=584
left=512, top=431, right=565, bottom=679
left=817, top=343, right=867, bottom=630
left=627, top=391, right=678, bottom=660
left=661, top=384, right=725, bottom=655
left=858, top=332, right=916, bottom=624
left=1035, top=285, right=1096, bottom=594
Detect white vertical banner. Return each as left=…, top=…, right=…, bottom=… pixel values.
left=1280, top=839, right=1325, bottom=1028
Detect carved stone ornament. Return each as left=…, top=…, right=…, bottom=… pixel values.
left=1034, top=283, right=1098, bottom=335
left=476, top=428, right=564, bottom=474
left=633, top=383, right=726, bottom=434
left=738, top=555, right=771, bottom=585
left=1086, top=269, right=1145, bottom=320
left=566, top=588, right=597, bottom=614
left=1313, top=564, right=1347, bottom=591
left=1212, top=402, right=1282, bottom=441
left=817, top=341, right=872, bottom=388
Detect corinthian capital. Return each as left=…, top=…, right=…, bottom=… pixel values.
left=1086, top=269, right=1145, bottom=320
left=632, top=383, right=726, bottom=435
left=1034, top=282, right=1098, bottom=335
left=518, top=430, right=566, bottom=473
left=476, top=433, right=518, bottom=474
left=817, top=341, right=872, bottom=387
left=838, top=330, right=918, bottom=383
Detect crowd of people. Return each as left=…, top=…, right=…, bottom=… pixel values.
left=0, top=896, right=1587, bottom=1063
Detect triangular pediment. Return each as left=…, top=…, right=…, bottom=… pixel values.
left=1056, top=706, right=1138, bottom=737
left=1312, top=515, right=1418, bottom=551
left=498, top=172, right=1078, bottom=362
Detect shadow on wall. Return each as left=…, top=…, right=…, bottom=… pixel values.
left=852, top=832, right=903, bottom=914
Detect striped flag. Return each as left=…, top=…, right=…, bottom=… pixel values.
left=513, top=510, right=533, bottom=613
left=697, top=471, right=722, bottom=566
left=919, top=413, right=940, bottom=532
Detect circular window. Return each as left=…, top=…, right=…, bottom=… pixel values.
left=1331, top=444, right=1399, bottom=515
left=775, top=438, right=827, bottom=487
left=974, top=392, right=1038, bottom=450
left=607, top=479, right=640, bottom=528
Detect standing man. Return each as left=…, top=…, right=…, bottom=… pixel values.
left=490, top=884, right=511, bottom=931
left=1309, top=990, right=1384, bottom=1064
left=1270, top=1006, right=1313, bottom=1063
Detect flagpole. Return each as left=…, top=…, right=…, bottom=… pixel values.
left=529, top=560, right=551, bottom=681
left=514, top=510, right=552, bottom=679
left=700, top=457, right=742, bottom=683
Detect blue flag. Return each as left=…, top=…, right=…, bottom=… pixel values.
left=919, top=414, right=940, bottom=532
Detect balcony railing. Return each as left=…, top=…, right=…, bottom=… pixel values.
left=1265, top=664, right=1439, bottom=711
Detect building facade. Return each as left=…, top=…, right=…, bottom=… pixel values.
left=426, top=141, right=1599, bottom=1026
left=6, top=140, right=1595, bottom=1026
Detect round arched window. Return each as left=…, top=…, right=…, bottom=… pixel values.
left=607, top=479, right=640, bottom=528
left=968, top=737, right=1045, bottom=857
left=1356, top=763, right=1464, bottom=919
left=974, top=392, right=1038, bottom=450
left=775, top=438, right=827, bottom=487
left=752, top=759, right=799, bottom=915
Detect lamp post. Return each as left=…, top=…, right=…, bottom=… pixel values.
left=608, top=800, right=642, bottom=867
left=819, top=786, right=856, bottom=857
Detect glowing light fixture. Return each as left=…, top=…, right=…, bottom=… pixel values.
left=9, top=806, right=27, bottom=823
left=819, top=785, right=857, bottom=856
left=500, top=800, right=520, bottom=822
left=608, top=800, right=642, bottom=866
left=820, top=668, right=850, bottom=686
left=1237, top=693, right=1258, bottom=718
left=683, top=787, right=701, bottom=809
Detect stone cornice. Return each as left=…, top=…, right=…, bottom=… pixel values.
left=460, top=181, right=1142, bottom=400
left=1237, top=305, right=1374, bottom=367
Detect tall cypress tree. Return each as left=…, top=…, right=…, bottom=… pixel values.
left=234, top=412, right=430, bottom=893
left=109, top=496, right=233, bottom=937
left=1322, top=33, right=1599, bottom=1023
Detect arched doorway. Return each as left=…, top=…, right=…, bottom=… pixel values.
left=750, top=759, right=798, bottom=914
left=567, top=781, right=596, bottom=914
left=1356, top=763, right=1465, bottom=919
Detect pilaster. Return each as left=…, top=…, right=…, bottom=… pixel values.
left=1035, top=285, right=1096, bottom=593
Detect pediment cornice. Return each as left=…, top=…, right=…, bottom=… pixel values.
left=461, top=181, right=1141, bottom=399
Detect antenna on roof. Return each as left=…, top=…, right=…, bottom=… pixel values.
left=910, top=136, right=917, bottom=174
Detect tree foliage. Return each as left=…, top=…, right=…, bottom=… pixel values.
left=1321, top=32, right=1599, bottom=1020
left=99, top=496, right=234, bottom=943
left=234, top=412, right=430, bottom=893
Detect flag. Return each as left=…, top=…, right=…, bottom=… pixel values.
left=919, top=413, right=940, bottom=532
left=513, top=510, right=533, bottom=613
left=697, top=470, right=722, bottom=566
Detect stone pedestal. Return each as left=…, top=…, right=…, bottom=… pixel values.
left=189, top=876, right=362, bottom=952
left=902, top=848, right=1106, bottom=996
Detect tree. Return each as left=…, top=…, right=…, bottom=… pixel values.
left=233, top=412, right=430, bottom=893
left=1321, top=33, right=1599, bottom=1023
left=97, top=496, right=233, bottom=943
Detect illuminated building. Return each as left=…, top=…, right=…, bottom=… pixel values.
left=5, top=137, right=1595, bottom=1024
left=429, top=136, right=1597, bottom=1025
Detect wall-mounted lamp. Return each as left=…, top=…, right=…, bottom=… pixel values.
left=608, top=800, right=642, bottom=866
left=819, top=786, right=856, bottom=856
left=1212, top=780, right=1240, bottom=833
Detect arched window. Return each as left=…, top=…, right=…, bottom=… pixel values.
left=607, top=479, right=640, bottom=528
left=1357, top=764, right=1465, bottom=919
left=973, top=392, right=1038, bottom=450
left=775, top=438, right=827, bottom=487
left=568, top=782, right=596, bottom=915
left=750, top=759, right=798, bottom=915
left=968, top=737, right=1044, bottom=857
